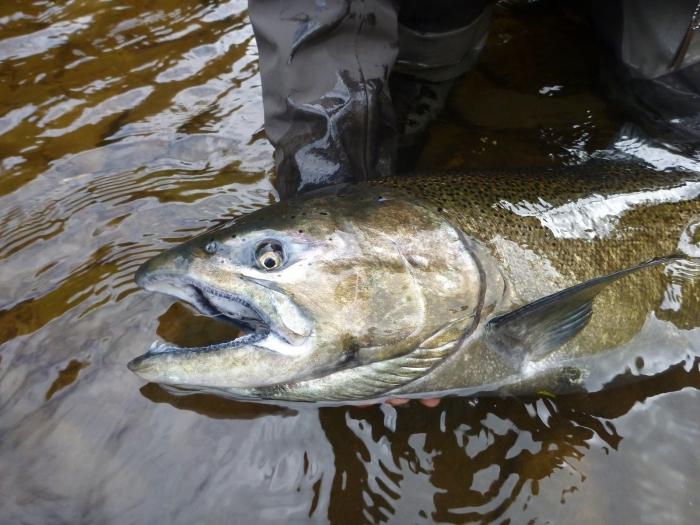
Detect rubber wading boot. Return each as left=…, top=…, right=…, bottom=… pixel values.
left=392, top=1, right=493, bottom=170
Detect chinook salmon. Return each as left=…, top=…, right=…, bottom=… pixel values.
left=128, top=163, right=700, bottom=402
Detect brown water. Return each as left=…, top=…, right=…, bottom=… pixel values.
left=1, top=2, right=699, bottom=523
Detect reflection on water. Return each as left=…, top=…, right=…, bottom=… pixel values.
left=139, top=383, right=294, bottom=420
left=321, top=360, right=700, bottom=524
left=0, top=2, right=699, bottom=523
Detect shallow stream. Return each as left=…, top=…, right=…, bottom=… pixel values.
left=1, top=2, right=699, bottom=523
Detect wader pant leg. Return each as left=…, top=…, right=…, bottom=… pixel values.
left=391, top=0, right=493, bottom=151
left=395, top=0, right=492, bottom=83
left=591, top=0, right=700, bottom=143
left=248, top=0, right=399, bottom=199
left=391, top=0, right=492, bottom=155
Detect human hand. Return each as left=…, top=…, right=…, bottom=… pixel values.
left=386, top=398, right=441, bottom=407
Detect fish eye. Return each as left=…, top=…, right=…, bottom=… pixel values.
left=255, top=240, right=285, bottom=271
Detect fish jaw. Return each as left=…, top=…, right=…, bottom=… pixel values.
left=128, top=251, right=319, bottom=390
left=127, top=332, right=316, bottom=390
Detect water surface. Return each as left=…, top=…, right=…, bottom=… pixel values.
left=1, top=2, right=699, bottom=523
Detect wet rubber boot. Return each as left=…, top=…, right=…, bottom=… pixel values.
left=248, top=0, right=399, bottom=199
left=391, top=0, right=493, bottom=169
left=591, top=0, right=700, bottom=144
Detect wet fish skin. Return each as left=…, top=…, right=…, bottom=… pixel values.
left=128, top=162, right=700, bottom=402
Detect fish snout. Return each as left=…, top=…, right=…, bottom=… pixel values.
left=135, top=248, right=194, bottom=290
left=127, top=349, right=175, bottom=384
left=127, top=353, right=149, bottom=374
left=126, top=352, right=161, bottom=382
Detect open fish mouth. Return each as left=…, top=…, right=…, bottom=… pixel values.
left=142, top=278, right=273, bottom=356
left=128, top=272, right=312, bottom=375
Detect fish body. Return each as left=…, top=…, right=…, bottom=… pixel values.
left=128, top=162, right=700, bottom=402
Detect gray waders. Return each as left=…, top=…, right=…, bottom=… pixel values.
left=248, top=0, right=492, bottom=198
left=249, top=0, right=700, bottom=199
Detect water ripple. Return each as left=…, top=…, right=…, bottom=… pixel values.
left=0, top=16, right=93, bottom=62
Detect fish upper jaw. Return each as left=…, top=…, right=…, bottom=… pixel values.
left=190, top=278, right=312, bottom=345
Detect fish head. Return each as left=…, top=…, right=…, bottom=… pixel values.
left=128, top=185, right=497, bottom=401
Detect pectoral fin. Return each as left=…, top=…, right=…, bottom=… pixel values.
left=484, top=256, right=677, bottom=367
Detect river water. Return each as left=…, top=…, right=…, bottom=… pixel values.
left=1, top=2, right=699, bottom=523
